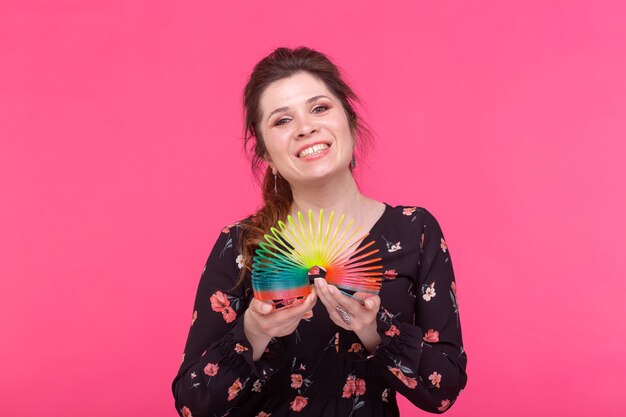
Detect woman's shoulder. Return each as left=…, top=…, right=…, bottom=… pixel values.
left=384, top=203, right=439, bottom=223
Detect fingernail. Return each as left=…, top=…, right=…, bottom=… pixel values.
left=314, top=278, right=323, bottom=288
left=365, top=299, right=374, bottom=309
left=262, top=304, right=272, bottom=313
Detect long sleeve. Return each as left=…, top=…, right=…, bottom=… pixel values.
left=172, top=223, right=287, bottom=417
left=368, top=208, right=467, bottom=413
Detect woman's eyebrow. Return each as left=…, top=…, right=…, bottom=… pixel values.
left=266, top=95, right=331, bottom=122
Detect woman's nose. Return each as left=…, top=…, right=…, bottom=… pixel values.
left=296, top=117, right=318, bottom=137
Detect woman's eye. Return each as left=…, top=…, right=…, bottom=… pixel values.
left=312, top=105, right=328, bottom=113
left=275, top=118, right=290, bottom=126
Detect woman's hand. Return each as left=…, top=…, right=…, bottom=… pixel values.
left=314, top=278, right=382, bottom=353
left=244, top=291, right=317, bottom=361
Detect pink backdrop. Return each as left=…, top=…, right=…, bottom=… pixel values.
left=2, top=1, right=625, bottom=415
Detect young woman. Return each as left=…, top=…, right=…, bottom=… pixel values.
left=172, top=47, right=467, bottom=416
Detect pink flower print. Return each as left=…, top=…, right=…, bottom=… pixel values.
left=348, top=343, right=363, bottom=353
left=420, top=231, right=425, bottom=251
left=440, top=238, right=448, bottom=253
left=210, top=291, right=238, bottom=323
left=234, top=343, right=249, bottom=353
left=423, top=329, right=440, bottom=343
left=210, top=291, right=237, bottom=323
left=388, top=367, right=418, bottom=389
left=290, top=396, right=308, bottom=412
left=403, top=207, right=416, bottom=216
left=291, top=373, right=303, bottom=389
left=438, top=399, right=451, bottom=412
left=210, top=291, right=230, bottom=312
left=252, top=379, right=262, bottom=392
left=221, top=306, right=236, bottom=323
left=227, top=378, right=243, bottom=401
left=341, top=375, right=366, bottom=397
left=190, top=372, right=197, bottom=379
left=222, top=222, right=239, bottom=234
left=181, top=406, right=192, bottom=417
left=236, top=254, right=244, bottom=269
left=381, top=388, right=389, bottom=402
left=385, top=325, right=400, bottom=337
left=190, top=310, right=197, bottom=326
left=342, top=375, right=357, bottom=398
left=255, top=412, right=271, bottom=417
left=383, top=269, right=398, bottom=280
left=429, top=371, right=442, bottom=388
left=423, top=282, right=436, bottom=301
left=355, top=378, right=366, bottom=396
left=204, top=363, right=219, bottom=377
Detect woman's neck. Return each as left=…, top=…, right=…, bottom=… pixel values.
left=288, top=170, right=368, bottom=223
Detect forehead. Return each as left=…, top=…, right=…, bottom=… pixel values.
left=259, top=72, right=335, bottom=114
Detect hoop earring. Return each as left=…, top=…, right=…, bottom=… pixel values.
left=351, top=154, right=356, bottom=169
left=274, top=172, right=278, bottom=194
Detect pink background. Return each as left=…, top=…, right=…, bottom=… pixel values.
left=2, top=1, right=625, bottom=415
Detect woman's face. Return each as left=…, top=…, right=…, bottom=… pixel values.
left=257, top=71, right=354, bottom=187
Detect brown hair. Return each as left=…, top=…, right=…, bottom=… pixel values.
left=236, top=46, right=372, bottom=286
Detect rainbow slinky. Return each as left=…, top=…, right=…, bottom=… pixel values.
left=252, top=209, right=383, bottom=307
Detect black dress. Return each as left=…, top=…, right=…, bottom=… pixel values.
left=172, top=204, right=468, bottom=416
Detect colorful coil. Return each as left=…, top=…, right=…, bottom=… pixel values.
left=252, top=209, right=383, bottom=307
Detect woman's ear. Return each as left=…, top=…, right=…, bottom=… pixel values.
left=263, top=154, right=277, bottom=175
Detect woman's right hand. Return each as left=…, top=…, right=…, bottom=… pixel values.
left=243, top=290, right=317, bottom=361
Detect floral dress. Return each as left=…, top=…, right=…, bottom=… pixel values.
left=172, top=204, right=468, bottom=416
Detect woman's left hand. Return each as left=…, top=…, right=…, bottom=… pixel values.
left=313, top=278, right=382, bottom=352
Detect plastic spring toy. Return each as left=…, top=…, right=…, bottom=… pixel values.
left=252, top=209, right=383, bottom=308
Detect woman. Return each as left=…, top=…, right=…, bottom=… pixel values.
left=172, top=47, right=467, bottom=416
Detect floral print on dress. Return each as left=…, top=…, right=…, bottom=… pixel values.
left=440, top=238, right=448, bottom=253
left=438, top=399, right=451, bottom=412
left=204, top=363, right=219, bottom=377
left=348, top=343, right=363, bottom=353
left=385, top=325, right=400, bottom=337
left=429, top=371, right=442, bottom=389
left=383, top=269, right=398, bottom=280
left=227, top=378, right=243, bottom=401
left=423, top=329, right=440, bottom=343
left=234, top=343, right=248, bottom=353
left=290, top=396, right=308, bottom=412
left=422, top=282, right=436, bottom=301
left=290, top=374, right=303, bottom=389
left=252, top=379, right=263, bottom=392
left=235, top=254, right=244, bottom=269
left=403, top=207, right=416, bottom=216
left=210, top=291, right=237, bottom=323
left=342, top=374, right=366, bottom=398
left=381, top=388, right=389, bottom=402
left=255, top=412, right=271, bottom=417
left=381, top=235, right=402, bottom=252
left=181, top=406, right=192, bottom=417
left=388, top=366, right=418, bottom=389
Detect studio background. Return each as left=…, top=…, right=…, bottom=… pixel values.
left=1, top=1, right=625, bottom=416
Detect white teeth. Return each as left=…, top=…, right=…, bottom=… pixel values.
left=298, top=143, right=329, bottom=158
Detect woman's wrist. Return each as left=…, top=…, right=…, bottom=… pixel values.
left=243, top=310, right=272, bottom=361
left=354, top=321, right=382, bottom=353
